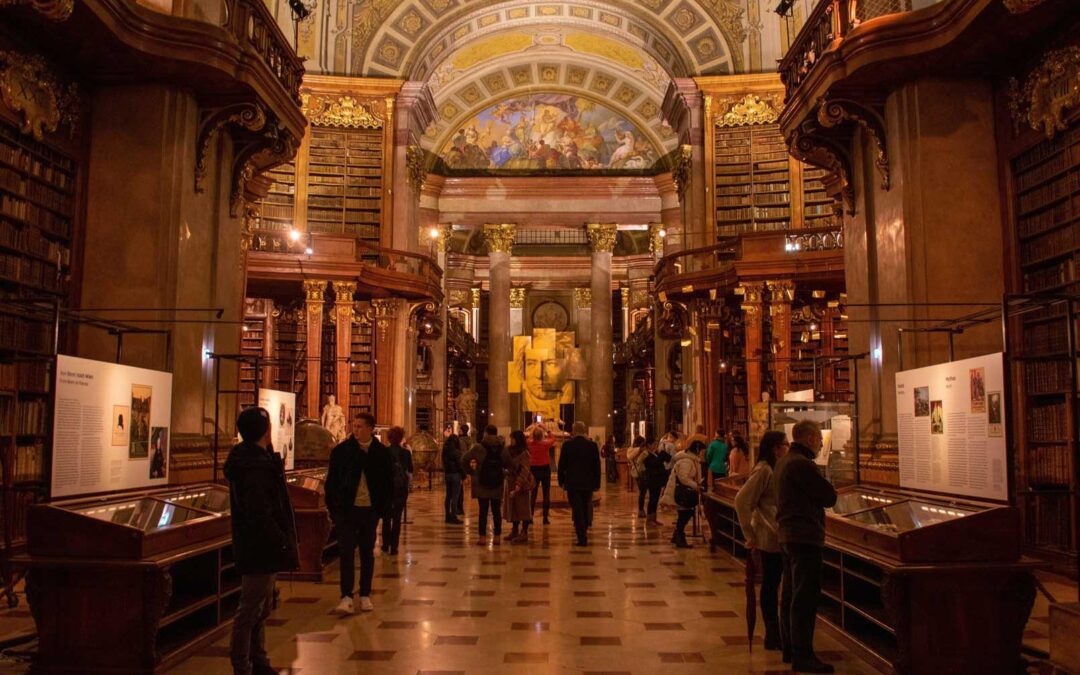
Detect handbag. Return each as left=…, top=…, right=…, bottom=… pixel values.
left=674, top=482, right=700, bottom=509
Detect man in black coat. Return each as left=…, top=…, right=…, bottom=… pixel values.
left=325, top=411, right=393, bottom=614
left=557, top=421, right=601, bottom=546
left=775, top=420, right=838, bottom=674
left=441, top=424, right=464, bottom=524
left=225, top=407, right=298, bottom=675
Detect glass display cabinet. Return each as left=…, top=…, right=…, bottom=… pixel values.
left=766, top=399, right=857, bottom=487
left=23, top=490, right=237, bottom=673
left=283, top=467, right=334, bottom=581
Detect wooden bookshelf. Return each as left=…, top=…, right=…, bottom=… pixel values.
left=1009, top=121, right=1080, bottom=571
left=714, top=124, right=795, bottom=238
left=305, top=127, right=382, bottom=245
left=786, top=299, right=851, bottom=402
left=256, top=161, right=296, bottom=232
left=273, top=308, right=306, bottom=414
left=349, top=315, right=374, bottom=418
left=239, top=301, right=268, bottom=408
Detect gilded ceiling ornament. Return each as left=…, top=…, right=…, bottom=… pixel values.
left=670, top=145, right=692, bottom=202
left=482, top=223, right=516, bottom=253
left=574, top=288, right=592, bottom=308
left=406, top=145, right=427, bottom=193
left=350, top=0, right=397, bottom=61
left=0, top=50, right=78, bottom=141
left=301, top=93, right=383, bottom=128
left=1007, top=46, right=1080, bottom=140
left=509, top=287, right=527, bottom=309
left=1002, top=0, right=1046, bottom=12
left=586, top=223, right=618, bottom=253
left=716, top=93, right=782, bottom=127
left=0, top=0, right=71, bottom=20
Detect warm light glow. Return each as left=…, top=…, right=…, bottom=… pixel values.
left=429, top=226, right=440, bottom=240
left=288, top=229, right=301, bottom=242
left=657, top=228, right=667, bottom=238
left=873, top=346, right=883, bottom=361
left=305, top=246, right=313, bottom=255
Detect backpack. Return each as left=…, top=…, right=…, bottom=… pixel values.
left=479, top=447, right=504, bottom=489
left=389, top=448, right=409, bottom=504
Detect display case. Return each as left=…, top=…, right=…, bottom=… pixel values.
left=283, top=468, right=335, bottom=581
left=22, top=489, right=238, bottom=673
left=766, top=399, right=857, bottom=487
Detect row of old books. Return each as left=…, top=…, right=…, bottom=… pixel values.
left=12, top=441, right=45, bottom=482
left=1027, top=445, right=1072, bottom=488
left=0, top=362, right=51, bottom=392
left=1028, top=402, right=1067, bottom=442
left=1023, top=361, right=1072, bottom=393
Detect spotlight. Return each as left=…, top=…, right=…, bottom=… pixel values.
left=658, top=228, right=667, bottom=238
left=810, top=323, right=818, bottom=331
left=429, top=226, right=440, bottom=240
left=873, top=347, right=883, bottom=361
left=288, top=229, right=301, bottom=242
left=305, top=246, right=313, bottom=255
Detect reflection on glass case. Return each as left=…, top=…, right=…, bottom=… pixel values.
left=154, top=484, right=231, bottom=514
left=74, top=498, right=212, bottom=531
left=825, top=486, right=1019, bottom=562
left=286, top=468, right=328, bottom=509
left=767, top=400, right=857, bottom=488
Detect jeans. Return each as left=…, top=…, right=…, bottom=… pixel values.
left=530, top=465, right=551, bottom=519
left=646, top=481, right=663, bottom=515
left=567, top=489, right=592, bottom=542
left=780, top=542, right=824, bottom=662
left=230, top=572, right=276, bottom=674
left=382, top=498, right=406, bottom=550
left=637, top=475, right=648, bottom=512
left=338, top=506, right=378, bottom=599
left=760, top=550, right=783, bottom=644
left=674, top=508, right=693, bottom=539
left=444, top=473, right=462, bottom=517
left=478, top=497, right=501, bottom=536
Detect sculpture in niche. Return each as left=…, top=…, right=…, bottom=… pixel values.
left=456, top=387, right=477, bottom=421
left=627, top=388, right=646, bottom=422
left=532, top=301, right=569, bottom=330
left=320, top=394, right=347, bottom=442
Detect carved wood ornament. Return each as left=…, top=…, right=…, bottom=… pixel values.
left=816, top=96, right=890, bottom=191
left=715, top=93, right=783, bottom=127
left=1007, top=45, right=1080, bottom=140
left=301, top=93, right=385, bottom=129
left=0, top=50, right=79, bottom=140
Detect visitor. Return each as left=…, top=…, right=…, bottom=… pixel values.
left=527, top=426, right=555, bottom=524
left=776, top=420, right=838, bottom=673
left=503, top=429, right=535, bottom=544
left=455, top=424, right=470, bottom=516
left=704, top=429, right=729, bottom=490
left=682, top=423, right=708, bottom=452
left=224, top=407, right=298, bottom=675
left=626, top=436, right=649, bottom=517
left=603, top=435, right=619, bottom=483
left=381, top=426, right=412, bottom=556
left=557, top=421, right=601, bottom=546
left=325, top=412, right=393, bottom=614
left=643, top=434, right=673, bottom=526
left=665, top=439, right=703, bottom=549
left=728, top=431, right=750, bottom=476
left=442, top=425, right=464, bottom=524
left=461, top=425, right=510, bottom=545
left=734, top=430, right=790, bottom=652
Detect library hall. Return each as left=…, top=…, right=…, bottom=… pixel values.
left=0, top=0, right=1077, bottom=672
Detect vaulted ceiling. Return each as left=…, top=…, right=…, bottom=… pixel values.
left=268, top=0, right=815, bottom=157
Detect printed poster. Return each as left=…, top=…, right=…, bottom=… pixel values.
left=258, top=388, right=296, bottom=470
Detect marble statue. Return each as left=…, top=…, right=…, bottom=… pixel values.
left=320, top=394, right=347, bottom=442
left=627, top=388, right=646, bottom=422
left=456, top=387, right=477, bottom=422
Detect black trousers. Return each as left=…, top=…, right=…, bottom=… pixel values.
left=780, top=542, right=824, bottom=661
left=636, top=475, right=648, bottom=512
left=477, top=497, right=501, bottom=536
left=382, top=497, right=407, bottom=550
left=444, top=472, right=462, bottom=517
left=567, top=489, right=592, bottom=542
left=760, top=550, right=783, bottom=643
left=646, top=481, right=664, bottom=515
left=530, top=465, right=551, bottom=519
left=674, top=508, right=694, bottom=538
left=338, top=506, right=378, bottom=599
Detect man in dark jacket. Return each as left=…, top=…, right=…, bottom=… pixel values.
left=325, top=412, right=393, bottom=614
left=775, top=420, right=838, bottom=674
left=557, top=421, right=601, bottom=546
left=225, top=407, right=298, bottom=675
left=442, top=424, right=463, bottom=524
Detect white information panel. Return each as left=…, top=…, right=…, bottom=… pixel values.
left=52, top=355, right=172, bottom=498
left=258, top=388, right=296, bottom=471
left=895, top=352, right=1007, bottom=501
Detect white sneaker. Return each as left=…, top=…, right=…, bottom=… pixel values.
left=335, top=596, right=354, bottom=615
left=358, top=596, right=374, bottom=612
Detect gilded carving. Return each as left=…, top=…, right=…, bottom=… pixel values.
left=301, top=93, right=383, bottom=128
left=715, top=93, right=782, bottom=127
left=1007, top=46, right=1080, bottom=139
left=670, top=144, right=692, bottom=202
left=509, top=287, right=527, bottom=309
left=0, top=51, right=78, bottom=141
left=304, top=280, right=327, bottom=303
left=406, top=145, right=427, bottom=193
left=333, top=281, right=356, bottom=324
left=448, top=288, right=471, bottom=308
left=767, top=279, right=795, bottom=303
left=471, top=288, right=480, bottom=308
left=648, top=222, right=665, bottom=254
left=816, top=97, right=890, bottom=190
left=482, top=223, right=516, bottom=253
left=574, top=288, right=592, bottom=308
left=630, top=288, right=649, bottom=308
left=0, top=0, right=72, bottom=20
left=586, top=223, right=618, bottom=253
left=195, top=103, right=267, bottom=193
left=620, top=287, right=629, bottom=304
left=428, top=223, right=452, bottom=252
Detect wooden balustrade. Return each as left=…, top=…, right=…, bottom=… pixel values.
left=223, top=0, right=304, bottom=104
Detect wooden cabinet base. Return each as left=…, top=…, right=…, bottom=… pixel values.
left=279, top=508, right=335, bottom=582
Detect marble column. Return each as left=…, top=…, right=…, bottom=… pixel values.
left=588, top=223, right=617, bottom=435
left=303, top=280, right=327, bottom=419
left=332, top=281, right=356, bottom=412
left=510, top=287, right=526, bottom=337
left=574, top=288, right=592, bottom=426
left=768, top=279, right=794, bottom=399
left=483, top=224, right=515, bottom=432
left=740, top=283, right=764, bottom=407
left=432, top=224, right=452, bottom=432
left=372, top=298, right=401, bottom=426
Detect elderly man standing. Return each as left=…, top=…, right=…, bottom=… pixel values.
left=557, top=421, right=601, bottom=546
left=775, top=420, right=838, bottom=673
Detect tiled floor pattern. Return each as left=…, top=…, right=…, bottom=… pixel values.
left=166, top=482, right=887, bottom=675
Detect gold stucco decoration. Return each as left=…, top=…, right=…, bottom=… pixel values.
left=716, top=93, right=781, bottom=127
left=509, top=287, right=527, bottom=309
left=448, top=288, right=471, bottom=308
left=586, top=223, right=618, bottom=253
left=1007, top=46, right=1080, bottom=140
left=0, top=50, right=78, bottom=140
left=482, top=223, right=516, bottom=253
left=670, top=145, right=692, bottom=202
left=302, top=93, right=384, bottom=129
left=574, top=288, right=592, bottom=308
left=406, top=145, right=427, bottom=193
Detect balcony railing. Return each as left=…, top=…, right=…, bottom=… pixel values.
left=779, top=0, right=916, bottom=97
left=222, top=0, right=304, bottom=104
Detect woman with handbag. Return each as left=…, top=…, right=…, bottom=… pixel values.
left=665, top=440, right=704, bottom=548
left=503, top=430, right=536, bottom=544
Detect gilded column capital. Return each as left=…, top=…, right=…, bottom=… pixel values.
left=620, top=287, right=629, bottom=304
left=509, top=287, right=527, bottom=309
left=737, top=282, right=763, bottom=304
left=332, top=281, right=357, bottom=301
left=303, top=280, right=327, bottom=302
left=482, top=223, right=516, bottom=253
left=586, top=223, right=618, bottom=253
left=470, top=288, right=481, bottom=308
left=448, top=288, right=471, bottom=308
left=371, top=298, right=398, bottom=318
left=767, top=279, right=795, bottom=303
left=648, top=223, right=665, bottom=254
left=574, top=288, right=592, bottom=309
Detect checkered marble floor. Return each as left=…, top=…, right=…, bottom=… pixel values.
left=165, top=481, right=885, bottom=675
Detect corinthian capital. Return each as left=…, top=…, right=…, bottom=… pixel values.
left=482, top=224, right=516, bottom=253
left=586, top=223, right=618, bottom=253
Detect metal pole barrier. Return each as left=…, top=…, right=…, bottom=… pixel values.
left=213, top=357, right=221, bottom=482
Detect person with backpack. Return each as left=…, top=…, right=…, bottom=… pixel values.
left=461, top=425, right=511, bottom=545
left=441, top=425, right=464, bottom=524
left=626, top=436, right=649, bottom=517
left=663, top=440, right=704, bottom=548
left=380, top=426, right=412, bottom=556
